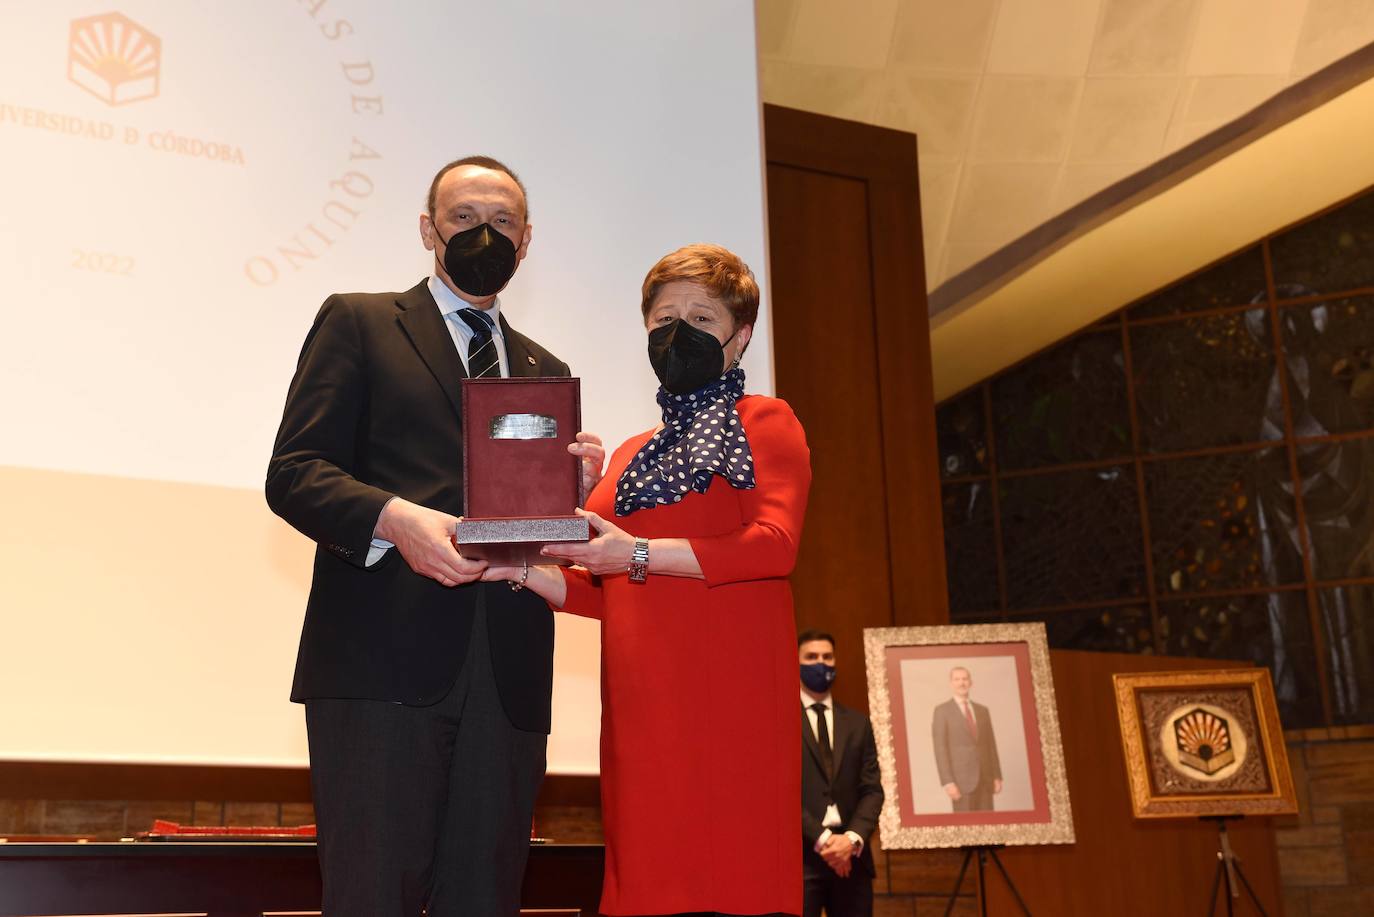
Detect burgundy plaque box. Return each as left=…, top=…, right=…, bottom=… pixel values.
left=454, top=377, right=589, bottom=564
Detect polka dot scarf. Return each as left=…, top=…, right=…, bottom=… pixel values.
left=614, top=368, right=756, bottom=516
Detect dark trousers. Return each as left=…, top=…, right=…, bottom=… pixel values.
left=305, top=599, right=547, bottom=917
left=803, top=859, right=873, bottom=917
left=951, top=778, right=994, bottom=812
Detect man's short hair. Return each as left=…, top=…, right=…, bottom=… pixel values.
left=798, top=629, right=835, bottom=649
left=640, top=244, right=760, bottom=331
left=950, top=666, right=971, bottom=679
left=426, top=155, right=529, bottom=218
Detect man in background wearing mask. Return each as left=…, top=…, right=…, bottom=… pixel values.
left=799, top=629, right=884, bottom=917
left=267, top=156, right=602, bottom=917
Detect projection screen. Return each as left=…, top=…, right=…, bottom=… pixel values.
left=0, top=0, right=772, bottom=773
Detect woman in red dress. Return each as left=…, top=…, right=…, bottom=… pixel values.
left=486, top=244, right=810, bottom=916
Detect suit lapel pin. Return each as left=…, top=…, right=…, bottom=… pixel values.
left=526, top=355, right=536, bottom=365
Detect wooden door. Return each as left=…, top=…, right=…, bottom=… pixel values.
left=763, top=105, right=948, bottom=712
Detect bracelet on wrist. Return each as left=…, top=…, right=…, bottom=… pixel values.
left=509, top=562, right=530, bottom=592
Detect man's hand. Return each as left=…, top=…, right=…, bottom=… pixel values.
left=541, top=509, right=635, bottom=575
left=374, top=498, right=486, bottom=587
left=569, top=432, right=605, bottom=501
left=994, top=778, right=1003, bottom=795
left=820, top=835, right=853, bottom=877
left=823, top=834, right=855, bottom=859
left=943, top=782, right=962, bottom=801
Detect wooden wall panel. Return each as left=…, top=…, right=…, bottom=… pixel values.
left=984, top=651, right=1283, bottom=915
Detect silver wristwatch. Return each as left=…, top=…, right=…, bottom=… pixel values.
left=628, top=538, right=649, bottom=584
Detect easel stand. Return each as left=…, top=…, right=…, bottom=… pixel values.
left=1203, top=816, right=1269, bottom=917
left=941, top=845, right=1031, bottom=917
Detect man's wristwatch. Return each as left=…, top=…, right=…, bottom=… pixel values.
left=628, top=538, right=649, bottom=584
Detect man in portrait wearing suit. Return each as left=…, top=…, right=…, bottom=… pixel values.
left=799, top=629, right=884, bottom=917
left=266, top=156, right=601, bottom=917
left=932, top=666, right=1003, bottom=812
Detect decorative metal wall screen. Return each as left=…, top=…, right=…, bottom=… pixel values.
left=937, top=187, right=1374, bottom=728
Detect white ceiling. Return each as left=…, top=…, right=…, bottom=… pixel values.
left=757, top=0, right=1374, bottom=290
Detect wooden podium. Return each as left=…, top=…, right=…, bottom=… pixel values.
left=982, top=650, right=1284, bottom=914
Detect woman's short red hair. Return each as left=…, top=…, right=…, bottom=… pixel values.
left=640, top=244, right=759, bottom=329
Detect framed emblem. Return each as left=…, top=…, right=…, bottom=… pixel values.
left=1112, top=668, right=1298, bottom=818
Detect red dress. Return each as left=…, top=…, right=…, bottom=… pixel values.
left=561, top=395, right=811, bottom=916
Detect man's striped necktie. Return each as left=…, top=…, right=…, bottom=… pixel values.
left=456, top=307, right=501, bottom=378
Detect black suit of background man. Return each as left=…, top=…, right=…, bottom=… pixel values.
left=266, top=157, right=598, bottom=917
left=799, top=631, right=884, bottom=917
left=931, top=665, right=1002, bottom=812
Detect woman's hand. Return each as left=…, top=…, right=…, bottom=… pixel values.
left=478, top=563, right=569, bottom=607
left=542, top=509, right=636, bottom=575
left=569, top=432, right=606, bottom=501
left=479, top=564, right=526, bottom=583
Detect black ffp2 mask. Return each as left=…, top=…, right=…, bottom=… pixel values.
left=437, top=222, right=519, bottom=298
left=648, top=319, right=735, bottom=395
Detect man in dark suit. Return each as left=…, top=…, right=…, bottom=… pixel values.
left=931, top=666, right=1002, bottom=812
left=799, top=629, right=884, bottom=917
left=266, top=156, right=601, bottom=917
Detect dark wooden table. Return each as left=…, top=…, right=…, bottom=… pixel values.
left=0, top=841, right=604, bottom=916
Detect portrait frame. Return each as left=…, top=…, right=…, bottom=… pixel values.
left=1113, top=668, right=1298, bottom=819
left=864, top=622, right=1074, bottom=849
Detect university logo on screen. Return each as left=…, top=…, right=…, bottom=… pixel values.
left=67, top=12, right=161, bottom=107
left=25, top=6, right=385, bottom=287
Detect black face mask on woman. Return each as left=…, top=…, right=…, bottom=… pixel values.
left=647, top=319, right=737, bottom=395
left=436, top=222, right=518, bottom=298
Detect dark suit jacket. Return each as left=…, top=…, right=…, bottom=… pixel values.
left=266, top=280, right=570, bottom=732
left=801, top=700, right=884, bottom=878
left=931, top=698, right=1001, bottom=794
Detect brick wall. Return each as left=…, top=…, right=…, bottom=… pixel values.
left=1276, top=729, right=1374, bottom=916
left=872, top=843, right=979, bottom=915
left=0, top=798, right=317, bottom=839
left=0, top=797, right=602, bottom=844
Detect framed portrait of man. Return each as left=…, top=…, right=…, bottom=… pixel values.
left=1113, top=668, right=1298, bottom=819
left=863, top=622, right=1074, bottom=849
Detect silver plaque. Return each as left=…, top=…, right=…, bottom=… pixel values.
left=489, top=413, right=558, bottom=440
